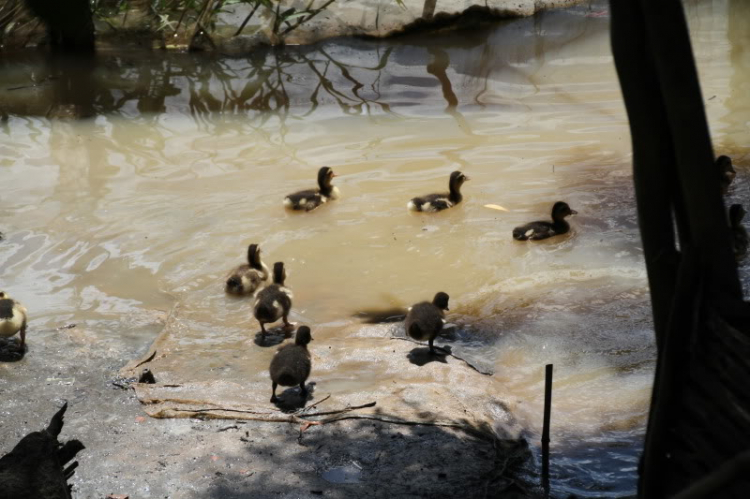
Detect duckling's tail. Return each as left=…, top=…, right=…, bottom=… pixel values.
left=408, top=322, right=424, bottom=341
left=255, top=303, right=275, bottom=322
left=512, top=227, right=529, bottom=241
left=277, top=371, right=298, bottom=386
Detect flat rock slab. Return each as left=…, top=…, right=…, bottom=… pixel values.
left=122, top=311, right=521, bottom=438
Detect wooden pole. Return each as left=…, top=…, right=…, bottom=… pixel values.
left=542, top=363, right=553, bottom=497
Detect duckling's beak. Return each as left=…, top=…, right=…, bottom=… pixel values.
left=331, top=173, right=338, bottom=178
left=464, top=176, right=471, bottom=181
left=570, top=209, right=578, bottom=215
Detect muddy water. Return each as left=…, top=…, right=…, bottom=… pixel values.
left=1, top=0, right=748, bottom=497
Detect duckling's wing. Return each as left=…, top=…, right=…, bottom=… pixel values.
left=284, top=189, right=324, bottom=211
left=513, top=221, right=555, bottom=241
left=410, top=193, right=453, bottom=213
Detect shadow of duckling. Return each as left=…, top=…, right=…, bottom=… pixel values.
left=407, top=346, right=450, bottom=367
left=253, top=326, right=293, bottom=347
left=0, top=338, right=26, bottom=362
left=272, top=382, right=317, bottom=412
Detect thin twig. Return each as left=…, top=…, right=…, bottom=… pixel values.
left=390, top=337, right=493, bottom=376
left=233, top=2, right=260, bottom=36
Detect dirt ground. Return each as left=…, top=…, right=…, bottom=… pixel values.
left=0, top=326, right=537, bottom=499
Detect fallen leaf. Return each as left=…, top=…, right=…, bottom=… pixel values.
left=106, top=495, right=129, bottom=499
left=484, top=204, right=509, bottom=211
left=135, top=416, right=146, bottom=423
left=210, top=455, right=220, bottom=462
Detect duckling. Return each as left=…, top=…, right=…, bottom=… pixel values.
left=253, top=262, right=293, bottom=336
left=407, top=171, right=469, bottom=212
left=512, top=201, right=578, bottom=241
left=0, top=291, right=27, bottom=351
left=404, top=292, right=450, bottom=354
left=225, top=243, right=269, bottom=296
left=717, top=155, right=736, bottom=195
left=729, top=204, right=748, bottom=259
left=269, top=325, right=313, bottom=403
left=283, top=166, right=340, bottom=212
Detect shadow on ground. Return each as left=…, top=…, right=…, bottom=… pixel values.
left=201, top=414, right=536, bottom=499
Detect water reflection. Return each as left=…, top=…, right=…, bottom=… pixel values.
left=1, top=2, right=746, bottom=498
left=0, top=5, right=611, bottom=124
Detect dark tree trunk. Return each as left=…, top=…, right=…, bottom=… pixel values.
left=24, top=0, right=95, bottom=52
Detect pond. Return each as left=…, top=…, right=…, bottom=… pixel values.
left=1, top=0, right=748, bottom=497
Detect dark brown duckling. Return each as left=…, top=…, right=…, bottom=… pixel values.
left=717, top=155, right=736, bottom=195
left=269, top=325, right=312, bottom=403
left=0, top=402, right=85, bottom=499
left=404, top=292, right=450, bottom=354
left=0, top=291, right=27, bottom=351
left=283, top=166, right=340, bottom=212
left=407, top=171, right=470, bottom=212
left=729, top=204, right=748, bottom=259
left=513, top=201, right=577, bottom=241
left=225, top=243, right=269, bottom=296
left=253, top=262, right=293, bottom=336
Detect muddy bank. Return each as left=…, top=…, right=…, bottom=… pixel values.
left=0, top=324, right=536, bottom=499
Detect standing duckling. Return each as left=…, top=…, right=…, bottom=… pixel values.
left=405, top=292, right=450, bottom=354
left=407, top=171, right=469, bottom=212
left=269, top=325, right=313, bottom=403
left=253, top=262, right=293, bottom=337
left=283, top=166, right=340, bottom=212
left=225, top=243, right=269, bottom=296
left=513, top=201, right=578, bottom=241
left=729, top=204, right=748, bottom=259
left=717, top=155, right=736, bottom=195
left=0, top=291, right=27, bottom=351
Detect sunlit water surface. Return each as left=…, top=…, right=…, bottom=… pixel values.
left=2, top=0, right=749, bottom=497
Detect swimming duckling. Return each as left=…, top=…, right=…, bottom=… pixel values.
left=717, top=155, right=736, bottom=195
left=283, top=166, right=340, bottom=212
left=729, top=204, right=748, bottom=259
left=225, top=243, right=269, bottom=296
left=407, top=171, right=469, bottom=213
left=253, top=262, right=293, bottom=336
left=0, top=291, right=27, bottom=351
left=404, top=292, right=450, bottom=354
left=512, top=201, right=578, bottom=241
left=269, top=325, right=313, bottom=403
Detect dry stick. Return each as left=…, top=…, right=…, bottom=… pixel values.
left=294, top=394, right=331, bottom=414
left=541, top=364, right=553, bottom=498
left=389, top=337, right=493, bottom=376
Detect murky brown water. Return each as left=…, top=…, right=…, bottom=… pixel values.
left=1, top=0, right=749, bottom=497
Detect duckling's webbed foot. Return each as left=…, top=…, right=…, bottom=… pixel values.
left=428, top=339, right=436, bottom=355
left=271, top=382, right=278, bottom=403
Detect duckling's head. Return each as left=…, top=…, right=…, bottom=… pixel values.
left=717, top=155, right=735, bottom=175
left=317, top=166, right=337, bottom=192
left=272, top=262, right=287, bottom=285
left=295, top=325, right=313, bottom=346
left=0, top=291, right=6, bottom=299
left=552, top=201, right=577, bottom=220
left=432, top=291, right=450, bottom=311
left=730, top=204, right=746, bottom=226
left=449, top=171, right=469, bottom=192
left=247, top=243, right=262, bottom=269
